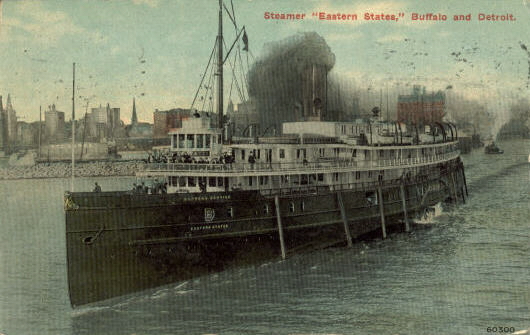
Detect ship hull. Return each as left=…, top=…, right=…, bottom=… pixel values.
left=65, top=161, right=466, bottom=307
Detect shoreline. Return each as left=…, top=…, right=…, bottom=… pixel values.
left=0, top=160, right=147, bottom=180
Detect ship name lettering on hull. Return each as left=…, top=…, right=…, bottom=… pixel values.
left=190, top=224, right=229, bottom=231
left=183, top=195, right=231, bottom=202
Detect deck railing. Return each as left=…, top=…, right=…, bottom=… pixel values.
left=143, top=150, right=460, bottom=175
left=257, top=171, right=443, bottom=197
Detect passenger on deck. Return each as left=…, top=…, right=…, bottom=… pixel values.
left=152, top=179, right=160, bottom=194
left=199, top=181, right=206, bottom=193
left=93, top=182, right=101, bottom=193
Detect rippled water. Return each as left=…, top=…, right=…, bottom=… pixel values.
left=0, top=140, right=528, bottom=335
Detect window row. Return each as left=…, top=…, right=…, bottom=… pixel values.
left=174, top=134, right=220, bottom=149
left=169, top=176, right=226, bottom=187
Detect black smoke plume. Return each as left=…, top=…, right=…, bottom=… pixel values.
left=247, top=32, right=337, bottom=135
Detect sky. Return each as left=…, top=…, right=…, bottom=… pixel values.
left=0, top=0, right=529, bottom=124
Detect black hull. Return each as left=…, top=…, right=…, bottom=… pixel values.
left=65, top=161, right=467, bottom=307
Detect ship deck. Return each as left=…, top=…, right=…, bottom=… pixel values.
left=138, top=151, right=460, bottom=177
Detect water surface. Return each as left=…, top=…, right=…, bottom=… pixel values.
left=0, top=140, right=528, bottom=335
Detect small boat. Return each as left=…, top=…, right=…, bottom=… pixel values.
left=484, top=142, right=503, bottom=154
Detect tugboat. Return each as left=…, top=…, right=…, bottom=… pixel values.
left=484, top=141, right=504, bottom=154
left=63, top=0, right=467, bottom=307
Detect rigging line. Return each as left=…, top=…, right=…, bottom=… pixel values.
left=223, top=40, right=246, bottom=102
left=205, top=89, right=210, bottom=114
left=235, top=49, right=247, bottom=102
left=228, top=69, right=235, bottom=102
left=199, top=77, right=210, bottom=112
left=240, top=47, right=249, bottom=100
left=208, top=43, right=220, bottom=114
left=234, top=49, right=244, bottom=102
left=246, top=47, right=250, bottom=73
left=236, top=48, right=248, bottom=101
left=190, top=37, right=217, bottom=111
left=201, top=57, right=217, bottom=112
left=199, top=50, right=215, bottom=113
left=223, top=26, right=245, bottom=64
left=228, top=51, right=245, bottom=101
left=206, top=56, right=217, bottom=114
left=230, top=0, right=237, bottom=30
left=223, top=3, right=237, bottom=30
left=246, top=49, right=251, bottom=83
left=223, top=0, right=239, bottom=33
left=207, top=79, right=215, bottom=114
left=233, top=27, right=247, bottom=91
left=218, top=3, right=247, bottom=100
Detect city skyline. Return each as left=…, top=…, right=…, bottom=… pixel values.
left=0, top=0, right=529, bottom=125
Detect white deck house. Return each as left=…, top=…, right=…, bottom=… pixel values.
left=168, top=116, right=223, bottom=159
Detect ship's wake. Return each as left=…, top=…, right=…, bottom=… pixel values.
left=70, top=305, right=112, bottom=317
left=465, top=161, right=529, bottom=194
left=413, top=203, right=444, bottom=225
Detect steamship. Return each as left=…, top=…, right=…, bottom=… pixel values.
left=64, top=1, right=467, bottom=307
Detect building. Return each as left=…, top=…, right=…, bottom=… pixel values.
left=108, top=106, right=121, bottom=137
left=227, top=100, right=259, bottom=136
left=16, top=121, right=35, bottom=146
left=5, top=95, right=18, bottom=145
left=0, top=94, right=18, bottom=150
left=85, top=103, right=122, bottom=141
left=0, top=96, right=4, bottom=149
left=127, top=122, right=152, bottom=138
left=153, top=108, right=191, bottom=138
left=45, top=104, right=65, bottom=143
left=126, top=98, right=152, bottom=138
left=397, top=85, right=445, bottom=127
left=91, top=105, right=108, bottom=140
left=131, top=97, right=138, bottom=125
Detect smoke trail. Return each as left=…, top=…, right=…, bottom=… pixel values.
left=498, top=97, right=530, bottom=139
left=247, top=32, right=336, bottom=134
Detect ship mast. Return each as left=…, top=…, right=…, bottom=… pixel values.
left=71, top=62, right=75, bottom=192
left=38, top=105, right=41, bottom=159
left=217, top=0, right=224, bottom=137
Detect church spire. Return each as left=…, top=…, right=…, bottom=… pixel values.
left=0, top=95, right=3, bottom=112
left=131, top=97, right=138, bottom=125
left=6, top=94, right=12, bottom=110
